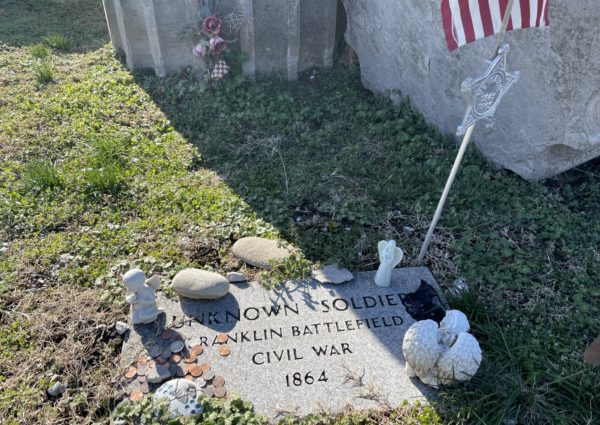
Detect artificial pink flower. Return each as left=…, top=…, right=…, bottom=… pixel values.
left=192, top=42, right=208, bottom=57
left=203, top=15, right=222, bottom=36
left=209, top=36, right=227, bottom=54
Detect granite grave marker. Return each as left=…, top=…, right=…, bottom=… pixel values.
left=121, top=267, right=446, bottom=418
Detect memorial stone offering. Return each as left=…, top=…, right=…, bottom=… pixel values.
left=122, top=267, right=445, bottom=418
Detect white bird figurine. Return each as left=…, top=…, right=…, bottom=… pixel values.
left=374, top=240, right=404, bottom=287
left=438, top=309, right=470, bottom=346
left=437, top=332, right=482, bottom=385
left=402, top=319, right=444, bottom=387
left=402, top=309, right=482, bottom=388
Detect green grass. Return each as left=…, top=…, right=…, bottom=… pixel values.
left=0, top=0, right=598, bottom=424
left=33, top=60, right=54, bottom=84
left=42, top=33, right=72, bottom=51
left=112, top=394, right=442, bottom=425
left=0, top=0, right=108, bottom=50
left=28, top=43, right=49, bottom=59
left=22, top=159, right=63, bottom=190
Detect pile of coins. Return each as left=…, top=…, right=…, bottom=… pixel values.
left=123, top=329, right=231, bottom=402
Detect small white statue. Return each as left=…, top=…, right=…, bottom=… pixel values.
left=402, top=310, right=482, bottom=388
left=123, top=268, right=162, bottom=324
left=374, top=240, right=404, bottom=287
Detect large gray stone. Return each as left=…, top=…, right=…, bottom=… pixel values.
left=122, top=268, right=446, bottom=419
left=232, top=237, right=292, bottom=269
left=172, top=268, right=229, bottom=299
left=342, top=1, right=600, bottom=180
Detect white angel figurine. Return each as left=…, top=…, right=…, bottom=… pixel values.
left=374, top=240, right=404, bottom=287
left=123, top=268, right=162, bottom=324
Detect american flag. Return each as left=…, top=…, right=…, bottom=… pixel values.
left=441, top=0, right=550, bottom=51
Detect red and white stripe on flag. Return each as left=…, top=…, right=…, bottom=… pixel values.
left=441, top=0, right=550, bottom=51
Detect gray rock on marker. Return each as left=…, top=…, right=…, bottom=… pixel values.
left=153, top=379, right=203, bottom=418
left=232, top=237, right=292, bottom=269
left=226, top=272, right=247, bottom=283
left=311, top=264, right=353, bottom=284
left=171, top=269, right=229, bottom=299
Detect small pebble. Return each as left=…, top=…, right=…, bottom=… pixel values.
left=115, top=321, right=130, bottom=335
left=47, top=381, right=65, bottom=397
left=59, top=253, right=74, bottom=263
left=226, top=272, right=247, bottom=283
left=448, top=278, right=470, bottom=296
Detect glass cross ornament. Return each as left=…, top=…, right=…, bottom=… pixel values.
left=456, top=44, right=520, bottom=136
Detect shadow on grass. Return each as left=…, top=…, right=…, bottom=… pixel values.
left=0, top=0, right=109, bottom=51
left=132, top=66, right=467, bottom=271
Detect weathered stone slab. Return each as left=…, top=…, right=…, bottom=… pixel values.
left=343, top=1, right=600, bottom=180
left=122, top=267, right=445, bottom=419
left=103, top=0, right=342, bottom=80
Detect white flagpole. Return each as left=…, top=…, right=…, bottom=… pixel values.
left=417, top=0, right=515, bottom=265
left=417, top=124, right=475, bottom=264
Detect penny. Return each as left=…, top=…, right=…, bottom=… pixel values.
left=170, top=340, right=185, bottom=353
left=212, top=376, right=225, bottom=387
left=191, top=345, right=203, bottom=356
left=170, top=354, right=182, bottom=364
left=189, top=365, right=203, bottom=377
left=160, top=347, right=172, bottom=359
left=130, top=390, right=144, bottom=402
left=213, top=386, right=227, bottom=398
left=148, top=344, right=163, bottom=358
left=125, top=367, right=137, bottom=379
left=139, top=381, right=150, bottom=394
left=216, top=333, right=228, bottom=344
left=136, top=364, right=148, bottom=376
left=218, top=346, right=230, bottom=357
left=184, top=374, right=194, bottom=381
left=203, top=386, right=215, bottom=397
left=183, top=353, right=196, bottom=363
left=199, top=363, right=211, bottom=373
left=160, top=329, right=172, bottom=340
left=201, top=370, right=215, bottom=381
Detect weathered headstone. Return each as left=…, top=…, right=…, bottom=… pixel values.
left=121, top=267, right=445, bottom=419
left=102, top=0, right=342, bottom=80
left=343, top=1, right=600, bottom=180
